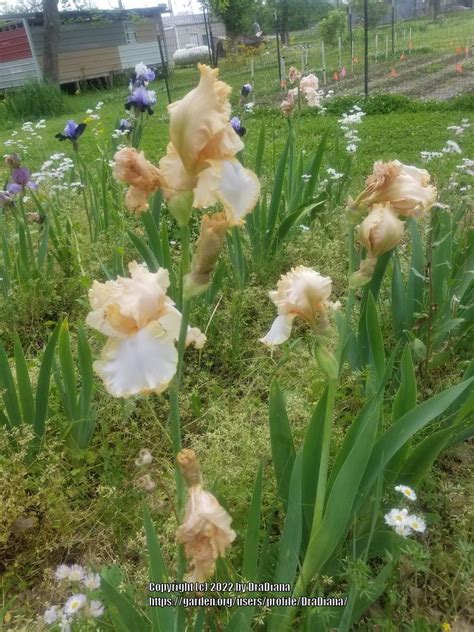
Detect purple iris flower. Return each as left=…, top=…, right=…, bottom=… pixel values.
left=130, top=65, right=156, bottom=89
left=231, top=116, right=246, bottom=137
left=55, top=120, right=87, bottom=147
left=119, top=119, right=133, bottom=131
left=125, top=86, right=156, bottom=115
left=6, top=167, right=37, bottom=195
left=241, top=83, right=252, bottom=97
left=144, top=68, right=155, bottom=82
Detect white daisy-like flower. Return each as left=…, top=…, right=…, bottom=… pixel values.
left=44, top=606, right=59, bottom=624
left=394, top=484, right=417, bottom=501
left=54, top=564, right=71, bottom=580
left=67, top=564, right=85, bottom=582
left=394, top=524, right=412, bottom=537
left=88, top=600, right=105, bottom=618
left=63, top=594, right=87, bottom=616
left=384, top=507, right=409, bottom=527
left=406, top=514, right=426, bottom=533
left=82, top=572, right=101, bottom=589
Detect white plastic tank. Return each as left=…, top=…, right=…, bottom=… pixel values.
left=173, top=45, right=211, bottom=67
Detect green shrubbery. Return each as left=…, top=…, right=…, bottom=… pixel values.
left=319, top=9, right=347, bottom=46
left=3, top=80, right=65, bottom=121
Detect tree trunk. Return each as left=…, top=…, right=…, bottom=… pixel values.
left=43, top=0, right=60, bottom=84
left=279, top=0, right=290, bottom=45
left=431, top=0, right=441, bottom=20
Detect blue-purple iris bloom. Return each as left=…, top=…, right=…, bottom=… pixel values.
left=6, top=167, right=37, bottom=194
left=119, top=119, right=133, bottom=132
left=55, top=120, right=87, bottom=145
left=130, top=65, right=156, bottom=89
left=241, top=83, right=253, bottom=97
left=230, top=116, right=246, bottom=137
left=125, top=86, right=156, bottom=115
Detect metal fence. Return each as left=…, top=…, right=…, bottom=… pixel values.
left=160, top=4, right=474, bottom=105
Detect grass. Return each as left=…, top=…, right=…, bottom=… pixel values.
left=0, top=74, right=473, bottom=630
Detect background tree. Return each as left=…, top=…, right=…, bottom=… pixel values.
left=319, top=8, right=347, bottom=46
left=354, top=0, right=388, bottom=28
left=43, top=0, right=60, bottom=84
left=202, top=0, right=258, bottom=40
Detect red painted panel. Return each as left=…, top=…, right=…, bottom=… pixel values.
left=0, top=27, right=32, bottom=63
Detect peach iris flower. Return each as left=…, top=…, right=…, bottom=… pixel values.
left=158, top=64, right=260, bottom=226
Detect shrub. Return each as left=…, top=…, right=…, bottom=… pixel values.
left=320, top=9, right=347, bottom=46
left=3, top=80, right=65, bottom=120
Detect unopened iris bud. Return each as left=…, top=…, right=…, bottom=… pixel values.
left=177, top=449, right=202, bottom=487
left=350, top=203, right=405, bottom=287
left=5, top=153, right=21, bottom=170
left=184, top=212, right=229, bottom=298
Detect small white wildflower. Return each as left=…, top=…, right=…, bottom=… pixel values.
left=301, top=173, right=311, bottom=183
left=394, top=484, right=417, bottom=501
left=44, top=606, right=59, bottom=624
left=68, top=564, right=85, bottom=582
left=135, top=448, right=153, bottom=467
left=55, top=564, right=71, bottom=580
left=82, top=572, right=101, bottom=589
left=443, top=140, right=462, bottom=155
left=327, top=168, right=344, bottom=180
left=406, top=514, right=426, bottom=533
left=299, top=224, right=310, bottom=231
left=88, top=600, right=105, bottom=618
left=63, top=594, right=87, bottom=616
left=60, top=616, right=72, bottom=632
left=394, top=524, right=412, bottom=537
left=384, top=507, right=409, bottom=527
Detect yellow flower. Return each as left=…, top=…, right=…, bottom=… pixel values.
left=177, top=449, right=236, bottom=582
left=158, top=64, right=260, bottom=226
left=350, top=203, right=405, bottom=287
left=86, top=262, right=205, bottom=397
left=260, top=266, right=338, bottom=346
left=351, top=160, right=437, bottom=218
left=113, top=147, right=162, bottom=213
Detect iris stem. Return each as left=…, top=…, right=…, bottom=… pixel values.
left=168, top=222, right=193, bottom=581
left=311, top=377, right=337, bottom=532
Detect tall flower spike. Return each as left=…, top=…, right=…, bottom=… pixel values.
left=260, top=266, right=339, bottom=346
left=350, top=203, right=405, bottom=288
left=86, top=262, right=206, bottom=397
left=158, top=64, right=260, bottom=226
left=350, top=160, right=437, bottom=218
left=177, top=449, right=236, bottom=582
left=113, top=147, right=162, bottom=213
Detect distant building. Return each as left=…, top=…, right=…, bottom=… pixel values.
left=162, top=12, right=226, bottom=64
left=0, top=7, right=170, bottom=91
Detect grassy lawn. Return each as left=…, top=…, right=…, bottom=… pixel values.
left=0, top=70, right=473, bottom=631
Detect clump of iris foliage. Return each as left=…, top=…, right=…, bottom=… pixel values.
left=0, top=62, right=472, bottom=632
